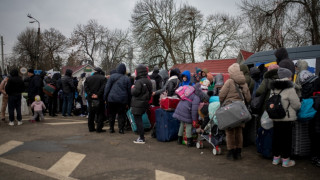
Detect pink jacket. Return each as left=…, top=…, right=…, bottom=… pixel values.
left=31, top=101, right=46, bottom=111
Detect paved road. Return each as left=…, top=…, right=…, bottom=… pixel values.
left=0, top=114, right=319, bottom=180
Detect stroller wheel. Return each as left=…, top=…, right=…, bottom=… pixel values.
left=196, top=142, right=201, bottom=149
left=216, top=147, right=222, bottom=155
left=212, top=148, right=217, bottom=155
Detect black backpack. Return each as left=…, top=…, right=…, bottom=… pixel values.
left=266, top=89, right=288, bottom=119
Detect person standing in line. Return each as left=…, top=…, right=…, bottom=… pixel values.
left=131, top=64, right=152, bottom=144
left=77, top=73, right=87, bottom=117
left=0, top=75, right=9, bottom=122
left=27, top=69, right=43, bottom=121
left=85, top=68, right=107, bottom=133
left=104, top=63, right=131, bottom=134
left=61, top=69, right=75, bottom=117
left=219, top=63, right=251, bottom=160
left=5, top=69, right=25, bottom=126
left=270, top=68, right=301, bottom=167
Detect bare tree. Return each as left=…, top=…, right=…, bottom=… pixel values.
left=131, top=0, right=182, bottom=67
left=200, top=14, right=241, bottom=59
left=239, top=0, right=320, bottom=52
left=41, top=28, right=69, bottom=70
left=176, top=4, right=203, bottom=63
left=71, top=19, right=104, bottom=66
left=12, top=28, right=38, bottom=68
left=99, top=29, right=131, bottom=74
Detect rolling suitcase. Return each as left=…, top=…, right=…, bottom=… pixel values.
left=292, top=121, right=311, bottom=156
left=155, top=108, right=180, bottom=142
left=256, top=127, right=273, bottom=158
left=126, top=109, right=151, bottom=132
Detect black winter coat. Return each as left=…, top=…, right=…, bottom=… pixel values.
left=131, top=65, right=152, bottom=115
left=84, top=73, right=107, bottom=101
left=61, top=75, right=75, bottom=94
left=27, top=75, right=43, bottom=99
left=6, top=70, right=25, bottom=96
left=104, top=63, right=131, bottom=104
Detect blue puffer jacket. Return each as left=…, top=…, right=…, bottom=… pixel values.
left=173, top=93, right=200, bottom=124
left=179, top=70, right=194, bottom=86
left=104, top=63, right=131, bottom=104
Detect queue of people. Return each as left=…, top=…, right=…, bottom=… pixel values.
left=0, top=47, right=319, bottom=168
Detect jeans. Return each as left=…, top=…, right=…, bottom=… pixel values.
left=48, top=94, right=57, bottom=116
left=8, top=94, right=22, bottom=122
left=62, top=92, right=73, bottom=116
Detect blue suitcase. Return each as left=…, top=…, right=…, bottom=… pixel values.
left=126, top=109, right=151, bottom=132
left=256, top=127, right=273, bottom=158
left=155, top=108, right=180, bottom=142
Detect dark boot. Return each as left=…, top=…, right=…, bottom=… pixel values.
left=234, top=148, right=242, bottom=160
left=177, top=136, right=183, bottom=145
left=109, top=120, right=115, bottom=133
left=227, top=149, right=235, bottom=160
left=187, top=138, right=195, bottom=147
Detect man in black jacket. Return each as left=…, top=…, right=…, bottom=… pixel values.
left=104, top=63, right=131, bottom=134
left=5, top=69, right=25, bottom=126
left=27, top=69, right=43, bottom=105
left=85, top=67, right=107, bottom=133
left=61, top=69, right=75, bottom=116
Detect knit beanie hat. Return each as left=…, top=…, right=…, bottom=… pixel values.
left=267, top=64, right=279, bottom=71
left=196, top=68, right=201, bottom=74
left=278, top=68, right=292, bottom=79
left=81, top=73, right=86, bottom=78
left=209, top=96, right=219, bottom=103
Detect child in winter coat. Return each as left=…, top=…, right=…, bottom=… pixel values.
left=30, top=95, right=46, bottom=122
left=200, top=78, right=210, bottom=93
left=131, top=65, right=152, bottom=144
left=179, top=70, right=194, bottom=87
left=173, top=86, right=200, bottom=147
left=270, top=68, right=301, bottom=167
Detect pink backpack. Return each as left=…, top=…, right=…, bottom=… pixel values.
left=175, top=85, right=195, bottom=102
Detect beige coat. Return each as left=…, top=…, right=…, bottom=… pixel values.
left=269, top=79, right=301, bottom=122
left=219, top=63, right=251, bottom=105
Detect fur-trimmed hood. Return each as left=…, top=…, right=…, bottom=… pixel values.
left=263, top=69, right=279, bottom=79
left=270, top=79, right=293, bottom=90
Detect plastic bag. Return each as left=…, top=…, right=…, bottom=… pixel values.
left=261, top=111, right=273, bottom=130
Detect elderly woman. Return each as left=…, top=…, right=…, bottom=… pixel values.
left=219, top=63, right=251, bottom=160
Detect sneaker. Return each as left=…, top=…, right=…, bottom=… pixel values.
left=282, top=158, right=295, bottom=167
left=133, top=138, right=145, bottom=144
left=272, top=156, right=281, bottom=165
left=17, top=121, right=23, bottom=126
left=8, top=121, right=14, bottom=126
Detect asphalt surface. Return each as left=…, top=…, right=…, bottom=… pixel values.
left=0, top=114, right=319, bottom=180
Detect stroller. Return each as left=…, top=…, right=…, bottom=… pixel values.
left=196, top=118, right=225, bottom=155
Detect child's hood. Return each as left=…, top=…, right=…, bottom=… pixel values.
left=209, top=96, right=219, bottom=103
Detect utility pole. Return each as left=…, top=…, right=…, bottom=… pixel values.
left=1, top=36, right=4, bottom=73
left=128, top=47, right=133, bottom=73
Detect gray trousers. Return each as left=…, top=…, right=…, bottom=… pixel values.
left=32, top=110, right=44, bottom=121
left=178, top=122, right=192, bottom=138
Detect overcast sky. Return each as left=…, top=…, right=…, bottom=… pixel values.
left=0, top=0, right=240, bottom=56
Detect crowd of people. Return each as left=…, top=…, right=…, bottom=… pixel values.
left=0, top=47, right=319, bottom=168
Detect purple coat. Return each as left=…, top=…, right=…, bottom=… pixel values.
left=173, top=93, right=200, bottom=124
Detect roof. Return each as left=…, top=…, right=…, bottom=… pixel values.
left=240, top=50, right=254, bottom=60
left=171, top=59, right=237, bottom=73
left=61, top=64, right=94, bottom=75
left=244, top=45, right=320, bottom=65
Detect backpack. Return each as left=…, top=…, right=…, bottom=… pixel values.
left=266, top=89, right=287, bottom=119
left=175, top=85, right=195, bottom=102
left=297, top=98, right=317, bottom=121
